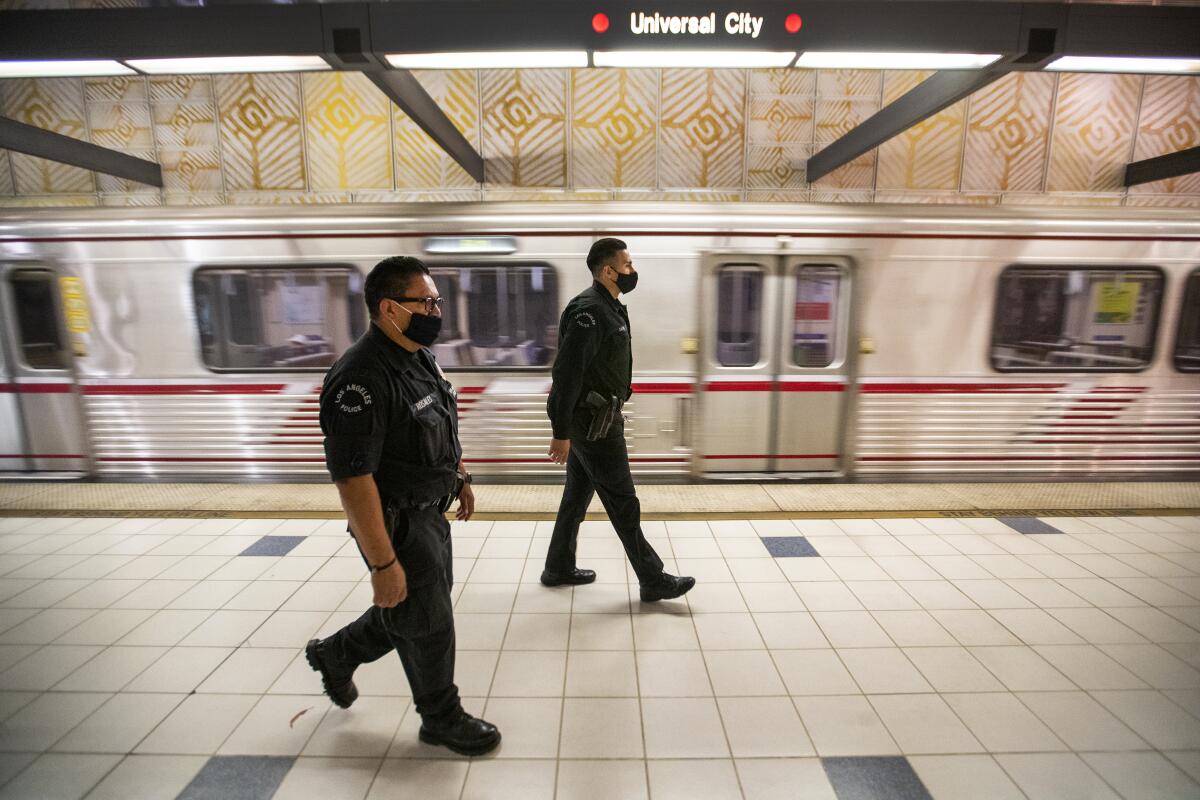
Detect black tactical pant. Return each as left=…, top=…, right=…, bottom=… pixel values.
left=325, top=505, right=460, bottom=722
left=546, top=416, right=665, bottom=584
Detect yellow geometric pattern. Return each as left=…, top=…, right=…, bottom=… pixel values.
left=1130, top=75, right=1200, bottom=195
left=394, top=70, right=478, bottom=189
left=660, top=69, right=744, bottom=188
left=214, top=73, right=305, bottom=191
left=1047, top=73, right=1141, bottom=193
left=1, top=78, right=95, bottom=194
left=304, top=72, right=391, bottom=191
left=572, top=69, right=657, bottom=189
left=877, top=71, right=967, bottom=191
left=962, top=72, right=1055, bottom=192
left=0, top=69, right=1198, bottom=206
left=481, top=69, right=566, bottom=187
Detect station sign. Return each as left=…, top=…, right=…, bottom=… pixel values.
left=592, top=6, right=803, bottom=41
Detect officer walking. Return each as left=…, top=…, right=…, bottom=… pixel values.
left=305, top=256, right=500, bottom=756
left=543, top=238, right=696, bottom=602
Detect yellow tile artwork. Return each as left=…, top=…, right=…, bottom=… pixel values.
left=0, top=68, right=1197, bottom=207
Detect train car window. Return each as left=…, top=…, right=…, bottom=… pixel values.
left=792, top=265, right=842, bottom=368
left=9, top=270, right=66, bottom=370
left=192, top=266, right=365, bottom=372
left=991, top=266, right=1163, bottom=372
left=1175, top=269, right=1200, bottom=372
left=428, top=264, right=558, bottom=369
left=716, top=266, right=764, bottom=367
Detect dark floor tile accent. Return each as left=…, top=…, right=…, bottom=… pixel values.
left=762, top=536, right=820, bottom=557
left=998, top=517, right=1063, bottom=535
left=177, top=756, right=295, bottom=800
left=239, top=535, right=306, bottom=557
left=822, top=756, right=933, bottom=800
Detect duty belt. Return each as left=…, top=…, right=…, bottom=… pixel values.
left=583, top=390, right=622, bottom=441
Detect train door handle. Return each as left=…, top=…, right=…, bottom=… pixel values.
left=676, top=396, right=693, bottom=449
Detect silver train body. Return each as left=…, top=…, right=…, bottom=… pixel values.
left=1, top=203, right=1198, bottom=481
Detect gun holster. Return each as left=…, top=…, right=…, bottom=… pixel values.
left=583, top=390, right=621, bottom=441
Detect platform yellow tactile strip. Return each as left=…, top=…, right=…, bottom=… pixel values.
left=0, top=481, right=1197, bottom=519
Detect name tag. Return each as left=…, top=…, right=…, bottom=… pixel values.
left=414, top=393, right=435, bottom=412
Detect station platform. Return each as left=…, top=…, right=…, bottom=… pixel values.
left=0, top=482, right=1198, bottom=799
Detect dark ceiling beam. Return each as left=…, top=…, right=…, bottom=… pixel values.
left=1124, top=146, right=1200, bottom=188
left=806, top=68, right=1009, bottom=184
left=364, top=70, right=485, bottom=183
left=0, top=117, right=162, bottom=188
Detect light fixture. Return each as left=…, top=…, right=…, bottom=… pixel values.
left=594, top=51, right=796, bottom=68
left=794, top=51, right=1001, bottom=70
left=0, top=60, right=136, bottom=78
left=1046, top=56, right=1200, bottom=75
left=123, top=56, right=331, bottom=74
left=385, top=51, right=587, bottom=69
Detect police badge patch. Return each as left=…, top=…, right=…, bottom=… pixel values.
left=575, top=311, right=597, bottom=328
left=335, top=383, right=372, bottom=414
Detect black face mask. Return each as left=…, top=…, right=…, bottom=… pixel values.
left=612, top=268, right=638, bottom=294
left=391, top=307, right=442, bottom=347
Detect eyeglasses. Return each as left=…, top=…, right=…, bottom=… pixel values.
left=388, top=295, right=445, bottom=314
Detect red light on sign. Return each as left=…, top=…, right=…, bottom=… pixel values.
left=592, top=12, right=610, bottom=33
left=785, top=13, right=802, bottom=33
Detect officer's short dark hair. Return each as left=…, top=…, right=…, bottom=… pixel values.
left=364, top=256, right=430, bottom=320
left=586, top=237, right=628, bottom=275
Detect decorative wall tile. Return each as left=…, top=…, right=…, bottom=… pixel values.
left=0, top=151, right=13, bottom=196
left=354, top=190, right=481, bottom=203
left=150, top=75, right=223, bottom=194
left=1125, top=193, right=1200, bottom=208
left=962, top=72, right=1055, bottom=192
left=1046, top=73, right=1142, bottom=192
left=745, top=190, right=811, bottom=203
left=1129, top=75, right=1200, bottom=194
left=214, top=73, right=305, bottom=191
left=395, top=70, right=479, bottom=190
left=875, top=191, right=999, bottom=205
left=877, top=71, right=968, bottom=191
left=481, top=69, right=567, bottom=187
left=572, top=69, right=657, bottom=189
left=812, top=70, right=881, bottom=189
left=0, top=194, right=97, bottom=207
left=1, top=78, right=95, bottom=194
left=100, top=193, right=163, bottom=206
left=811, top=190, right=874, bottom=203
left=84, top=76, right=156, bottom=194
left=746, top=144, right=810, bottom=189
left=225, top=191, right=352, bottom=205
left=1001, top=192, right=1124, bottom=207
left=163, top=192, right=224, bottom=206
left=749, top=69, right=814, bottom=145
left=303, top=72, right=392, bottom=191
left=660, top=69, right=745, bottom=189
left=483, top=189, right=611, bottom=202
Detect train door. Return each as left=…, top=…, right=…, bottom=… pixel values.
left=697, top=254, right=853, bottom=475
left=0, top=265, right=90, bottom=474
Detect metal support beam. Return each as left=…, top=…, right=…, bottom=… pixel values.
left=1124, top=145, right=1200, bottom=188
left=364, top=69, right=484, bottom=183
left=0, top=117, right=162, bottom=187
left=806, top=69, right=1008, bottom=184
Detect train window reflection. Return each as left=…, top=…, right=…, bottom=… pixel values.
left=429, top=264, right=558, bottom=369
left=792, top=265, right=842, bottom=368
left=991, top=266, right=1163, bottom=372
left=717, top=266, right=763, bottom=367
left=193, top=266, right=365, bottom=372
left=9, top=270, right=67, bottom=370
left=1175, top=269, right=1200, bottom=372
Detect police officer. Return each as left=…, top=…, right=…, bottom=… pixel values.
left=543, top=238, right=696, bottom=602
left=305, top=256, right=500, bottom=756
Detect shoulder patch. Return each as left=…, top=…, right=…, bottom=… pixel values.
left=575, top=311, right=597, bottom=329
left=334, top=382, right=373, bottom=415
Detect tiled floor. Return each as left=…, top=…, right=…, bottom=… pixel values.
left=0, top=513, right=1199, bottom=799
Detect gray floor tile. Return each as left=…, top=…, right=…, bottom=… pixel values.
left=822, top=756, right=933, bottom=800
left=177, top=755, right=294, bottom=800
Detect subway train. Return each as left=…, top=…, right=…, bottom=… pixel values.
left=1, top=203, right=1198, bottom=481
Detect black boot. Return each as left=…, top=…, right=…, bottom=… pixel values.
left=540, top=567, right=597, bottom=587
left=639, top=573, right=696, bottom=602
left=419, top=709, right=501, bottom=756
left=305, top=638, right=358, bottom=709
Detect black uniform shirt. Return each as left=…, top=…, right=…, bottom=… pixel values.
left=320, top=324, right=462, bottom=506
left=546, top=281, right=633, bottom=440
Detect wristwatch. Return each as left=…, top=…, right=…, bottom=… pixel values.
left=458, top=470, right=473, bottom=485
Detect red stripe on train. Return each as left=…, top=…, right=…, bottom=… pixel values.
left=703, top=381, right=845, bottom=392
left=860, top=383, right=1066, bottom=393
left=861, top=455, right=1200, bottom=462
left=0, top=453, right=85, bottom=459
left=82, top=384, right=287, bottom=395
left=703, top=453, right=838, bottom=460
left=0, top=383, right=73, bottom=394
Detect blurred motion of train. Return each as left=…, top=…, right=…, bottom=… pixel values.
left=1, top=203, right=1198, bottom=481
